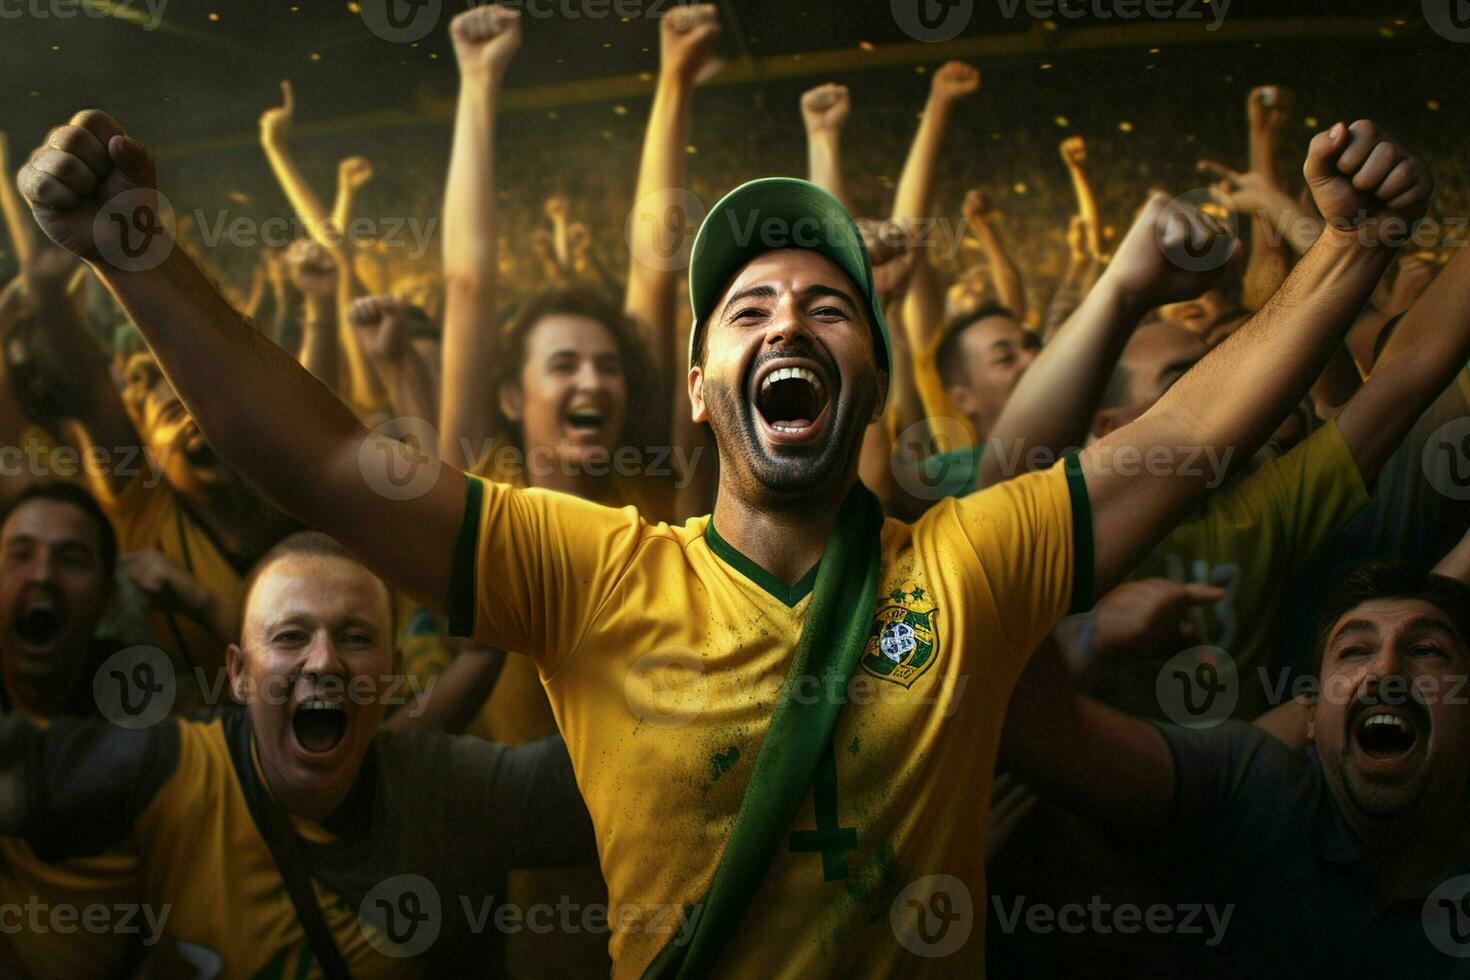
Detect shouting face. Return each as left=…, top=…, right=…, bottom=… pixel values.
left=690, top=249, right=885, bottom=500
left=227, top=552, right=395, bottom=820
left=500, top=314, right=628, bottom=474
left=118, top=349, right=223, bottom=497
left=1309, top=597, right=1470, bottom=822
left=0, top=498, right=112, bottom=716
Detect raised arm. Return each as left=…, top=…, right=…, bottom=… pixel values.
left=976, top=193, right=1232, bottom=490
left=624, top=3, right=719, bottom=382
left=1332, top=233, right=1470, bottom=484
left=439, top=4, right=520, bottom=466
left=348, top=294, right=438, bottom=425
left=1241, top=86, right=1295, bottom=311
left=1084, top=121, right=1433, bottom=593
left=258, top=81, right=334, bottom=250
left=1059, top=136, right=1104, bottom=262
left=961, top=189, right=1026, bottom=324
left=800, top=83, right=850, bottom=205
left=0, top=132, right=38, bottom=273
left=283, top=238, right=342, bottom=390
left=18, top=109, right=467, bottom=611
left=892, top=61, right=978, bottom=355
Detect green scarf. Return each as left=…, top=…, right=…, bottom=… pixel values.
left=642, top=482, right=886, bottom=979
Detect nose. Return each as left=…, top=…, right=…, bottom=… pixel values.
left=572, top=358, right=603, bottom=392
left=762, top=295, right=816, bottom=349
left=25, top=546, right=57, bottom=586
left=301, top=631, right=344, bottom=681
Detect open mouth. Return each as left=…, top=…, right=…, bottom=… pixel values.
left=291, top=696, right=349, bottom=756
left=565, top=406, right=606, bottom=433
left=14, top=596, right=64, bottom=649
left=1353, top=707, right=1422, bottom=763
left=752, top=361, right=831, bottom=444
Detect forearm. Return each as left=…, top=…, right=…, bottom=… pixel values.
left=972, top=221, right=1026, bottom=321
left=624, top=72, right=694, bottom=377
left=891, top=96, right=951, bottom=224
left=806, top=130, right=844, bottom=206
left=386, top=642, right=505, bottom=734
left=979, top=274, right=1143, bottom=489
left=297, top=296, right=341, bottom=390
left=1090, top=230, right=1395, bottom=588
left=998, top=636, right=1174, bottom=832
left=330, top=185, right=357, bottom=247
left=1067, top=166, right=1103, bottom=259
left=1336, top=244, right=1470, bottom=481
left=373, top=352, right=439, bottom=427
left=336, top=267, right=384, bottom=409
left=261, top=139, right=336, bottom=250
left=96, top=244, right=365, bottom=529
left=440, top=76, right=503, bottom=463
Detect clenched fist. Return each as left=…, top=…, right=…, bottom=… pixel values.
left=1304, top=120, right=1433, bottom=242
left=661, top=3, right=721, bottom=86
left=348, top=294, right=409, bottom=362
left=801, top=84, right=851, bottom=137
left=929, top=61, right=979, bottom=104
left=450, top=4, right=522, bottom=81
left=1105, top=191, right=1241, bottom=308
left=338, top=156, right=374, bottom=194
left=16, top=109, right=168, bottom=270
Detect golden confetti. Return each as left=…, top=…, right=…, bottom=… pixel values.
left=1054, top=115, right=1069, bottom=127
left=1428, top=100, right=1441, bottom=111
left=859, top=41, right=874, bottom=51
left=1118, top=121, right=1133, bottom=132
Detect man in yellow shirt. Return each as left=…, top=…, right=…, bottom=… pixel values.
left=0, top=531, right=594, bottom=977
left=17, top=96, right=1435, bottom=975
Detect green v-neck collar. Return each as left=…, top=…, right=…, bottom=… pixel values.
left=704, top=518, right=820, bottom=608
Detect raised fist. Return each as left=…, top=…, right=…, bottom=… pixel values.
left=801, top=84, right=851, bottom=137
left=259, top=81, right=294, bottom=147
left=543, top=194, right=569, bottom=222
left=348, top=294, right=409, bottom=362
left=1247, top=85, right=1294, bottom=134
left=338, top=156, right=374, bottom=193
left=120, top=549, right=215, bottom=620
left=661, top=4, right=721, bottom=86
left=16, top=109, right=165, bottom=269
left=1105, top=191, right=1241, bottom=309
left=1304, top=120, right=1433, bottom=241
left=930, top=61, right=979, bottom=103
left=450, top=4, right=522, bottom=80
left=962, top=188, right=992, bottom=221
left=285, top=238, right=337, bottom=300
left=858, top=218, right=916, bottom=307
left=1059, top=135, right=1086, bottom=169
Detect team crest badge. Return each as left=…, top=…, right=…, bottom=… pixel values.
left=861, top=585, right=940, bottom=688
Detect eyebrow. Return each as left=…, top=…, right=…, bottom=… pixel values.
left=1329, top=619, right=1379, bottom=646
left=2, top=533, right=92, bottom=555
left=720, top=285, right=778, bottom=322
left=259, top=613, right=382, bottom=636
left=1399, top=618, right=1464, bottom=647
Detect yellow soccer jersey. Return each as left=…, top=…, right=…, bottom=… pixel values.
left=1094, top=420, right=1370, bottom=720
left=6, top=710, right=594, bottom=978
left=447, top=458, right=1088, bottom=976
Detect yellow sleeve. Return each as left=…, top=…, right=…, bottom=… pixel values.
left=1242, top=420, right=1370, bottom=570
left=98, top=471, right=171, bottom=553
left=446, top=474, right=647, bottom=671
left=914, top=455, right=1088, bottom=668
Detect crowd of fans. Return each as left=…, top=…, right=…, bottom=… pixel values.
left=0, top=2, right=1466, bottom=977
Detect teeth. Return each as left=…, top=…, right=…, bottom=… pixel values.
left=1363, top=714, right=1409, bottom=731
left=300, top=696, right=344, bottom=711
left=761, top=366, right=823, bottom=392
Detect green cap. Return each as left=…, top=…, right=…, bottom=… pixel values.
left=686, top=178, right=891, bottom=400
